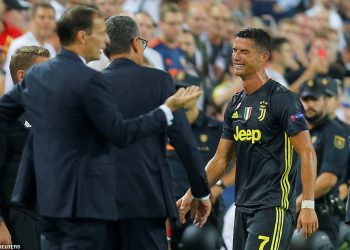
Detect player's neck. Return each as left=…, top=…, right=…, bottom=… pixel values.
left=241, top=72, right=269, bottom=95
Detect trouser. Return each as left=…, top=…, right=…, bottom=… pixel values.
left=233, top=207, right=294, bottom=250
left=39, top=217, right=115, bottom=250
left=2, top=205, right=40, bottom=250
left=114, top=218, right=167, bottom=250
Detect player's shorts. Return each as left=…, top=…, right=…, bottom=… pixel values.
left=233, top=207, right=294, bottom=250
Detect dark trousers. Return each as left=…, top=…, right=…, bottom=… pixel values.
left=5, top=206, right=41, bottom=250
left=39, top=217, right=115, bottom=250
left=114, top=218, right=167, bottom=250
left=233, top=207, right=294, bottom=250
left=318, top=213, right=340, bottom=245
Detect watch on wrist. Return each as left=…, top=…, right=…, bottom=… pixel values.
left=216, top=179, right=226, bottom=190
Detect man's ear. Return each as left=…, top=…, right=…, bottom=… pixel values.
left=259, top=52, right=270, bottom=65
left=16, top=70, right=25, bottom=83
left=131, top=37, right=140, bottom=53
left=76, top=30, right=87, bottom=44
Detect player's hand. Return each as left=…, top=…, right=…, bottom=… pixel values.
left=190, top=199, right=211, bottom=227
left=0, top=222, right=11, bottom=245
left=296, top=208, right=318, bottom=238
left=210, top=185, right=223, bottom=205
left=176, top=190, right=211, bottom=227
left=164, top=86, right=203, bottom=112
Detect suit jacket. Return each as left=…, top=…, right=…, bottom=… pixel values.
left=102, top=58, right=209, bottom=219
left=0, top=117, right=29, bottom=219
left=0, top=49, right=169, bottom=220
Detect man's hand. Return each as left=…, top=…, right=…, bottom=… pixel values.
left=176, top=190, right=193, bottom=224
left=296, top=208, right=318, bottom=238
left=0, top=222, right=11, bottom=245
left=165, top=86, right=203, bottom=112
left=176, top=191, right=211, bottom=227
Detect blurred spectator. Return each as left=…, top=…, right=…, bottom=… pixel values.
left=201, top=4, right=232, bottom=87
left=0, top=1, right=24, bottom=68
left=65, top=0, right=95, bottom=8
left=3, top=3, right=56, bottom=94
left=134, top=11, right=164, bottom=70
left=96, top=0, right=122, bottom=19
left=185, top=3, right=208, bottom=76
left=3, top=0, right=30, bottom=32
left=342, top=39, right=350, bottom=87
left=306, top=0, right=346, bottom=49
left=278, top=18, right=308, bottom=67
left=266, top=37, right=296, bottom=87
left=123, top=0, right=160, bottom=22
left=149, top=3, right=185, bottom=77
left=212, top=64, right=243, bottom=109
left=338, top=0, right=350, bottom=25
left=223, top=0, right=252, bottom=24
left=251, top=0, right=302, bottom=21
left=50, top=0, right=65, bottom=20
left=288, top=33, right=335, bottom=92
left=338, top=88, right=350, bottom=124
left=179, top=30, right=202, bottom=77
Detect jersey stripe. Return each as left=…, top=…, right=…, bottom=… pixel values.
left=275, top=208, right=285, bottom=250
left=270, top=207, right=285, bottom=250
left=270, top=207, right=280, bottom=249
left=281, top=134, right=292, bottom=209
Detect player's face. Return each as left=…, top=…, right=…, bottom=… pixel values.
left=301, top=96, right=326, bottom=121
left=231, top=38, right=265, bottom=79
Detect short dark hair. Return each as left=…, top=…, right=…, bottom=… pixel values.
left=235, top=28, right=272, bottom=55
left=10, top=46, right=50, bottom=83
left=57, top=6, right=102, bottom=46
left=30, top=3, right=55, bottom=17
left=105, top=15, right=139, bottom=56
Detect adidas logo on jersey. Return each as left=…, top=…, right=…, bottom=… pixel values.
left=232, top=111, right=238, bottom=119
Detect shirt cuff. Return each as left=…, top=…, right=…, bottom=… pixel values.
left=159, top=104, right=174, bottom=126
left=192, top=194, right=210, bottom=201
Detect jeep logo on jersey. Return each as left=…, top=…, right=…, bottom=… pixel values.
left=233, top=126, right=261, bottom=144
left=258, top=101, right=268, bottom=121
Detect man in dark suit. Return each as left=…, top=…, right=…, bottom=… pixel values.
left=0, top=6, right=208, bottom=250
left=0, top=45, right=50, bottom=248
left=102, top=15, right=211, bottom=250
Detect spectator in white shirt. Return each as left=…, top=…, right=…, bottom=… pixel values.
left=3, top=3, right=56, bottom=93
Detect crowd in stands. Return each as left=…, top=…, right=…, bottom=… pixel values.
left=1, top=1, right=350, bottom=248
left=0, top=0, right=349, bottom=124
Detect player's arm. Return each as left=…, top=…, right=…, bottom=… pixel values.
left=290, top=130, right=316, bottom=205
left=177, top=138, right=235, bottom=223
left=289, top=130, right=318, bottom=238
left=210, top=165, right=236, bottom=204
left=206, top=138, right=235, bottom=186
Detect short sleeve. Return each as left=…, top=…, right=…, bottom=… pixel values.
left=272, top=91, right=308, bottom=136
left=221, top=94, right=240, bottom=140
